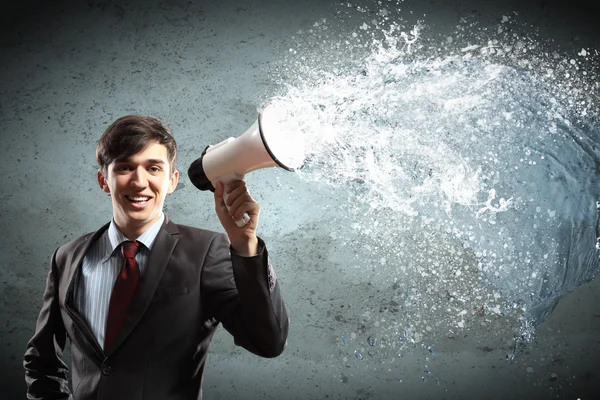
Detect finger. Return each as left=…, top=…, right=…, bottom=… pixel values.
left=224, top=184, right=250, bottom=212
left=224, top=180, right=245, bottom=193
left=214, top=181, right=224, bottom=199
left=233, top=200, right=260, bottom=222
left=225, top=180, right=246, bottom=190
left=213, top=182, right=230, bottom=219
left=214, top=182, right=226, bottom=208
left=228, top=189, right=255, bottom=217
left=224, top=182, right=247, bottom=207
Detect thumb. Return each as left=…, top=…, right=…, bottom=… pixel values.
left=213, top=181, right=230, bottom=221
left=213, top=181, right=224, bottom=201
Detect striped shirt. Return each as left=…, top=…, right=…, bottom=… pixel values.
left=73, top=213, right=165, bottom=349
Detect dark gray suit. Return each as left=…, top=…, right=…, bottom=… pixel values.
left=23, top=217, right=289, bottom=399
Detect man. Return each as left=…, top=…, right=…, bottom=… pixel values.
left=23, top=115, right=289, bottom=399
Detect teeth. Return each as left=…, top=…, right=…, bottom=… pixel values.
left=128, top=196, right=149, bottom=201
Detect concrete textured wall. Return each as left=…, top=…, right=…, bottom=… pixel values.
left=1, top=0, right=599, bottom=399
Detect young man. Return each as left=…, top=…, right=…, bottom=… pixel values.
left=23, top=115, right=289, bottom=399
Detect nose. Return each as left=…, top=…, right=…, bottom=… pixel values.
left=129, top=166, right=148, bottom=188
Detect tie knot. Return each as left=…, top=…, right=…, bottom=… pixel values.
left=121, top=240, right=139, bottom=259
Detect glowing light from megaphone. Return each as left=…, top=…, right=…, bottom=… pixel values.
left=259, top=103, right=307, bottom=171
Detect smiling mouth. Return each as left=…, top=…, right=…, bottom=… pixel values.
left=125, top=195, right=151, bottom=204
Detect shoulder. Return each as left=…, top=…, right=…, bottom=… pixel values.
left=163, top=222, right=230, bottom=265
left=171, top=222, right=225, bottom=244
left=61, top=231, right=96, bottom=249
left=166, top=222, right=232, bottom=259
left=55, top=232, right=93, bottom=257
left=53, top=222, right=110, bottom=270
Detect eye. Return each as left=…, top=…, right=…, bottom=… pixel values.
left=115, top=165, right=132, bottom=172
left=149, top=166, right=162, bottom=173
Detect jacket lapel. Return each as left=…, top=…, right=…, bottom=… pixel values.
left=63, top=222, right=110, bottom=303
left=62, top=222, right=111, bottom=361
left=107, top=217, right=180, bottom=354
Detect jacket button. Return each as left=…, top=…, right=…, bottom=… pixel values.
left=102, top=365, right=112, bottom=376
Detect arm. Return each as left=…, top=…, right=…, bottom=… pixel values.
left=201, top=234, right=289, bottom=357
left=23, top=249, right=71, bottom=399
left=201, top=180, right=289, bottom=357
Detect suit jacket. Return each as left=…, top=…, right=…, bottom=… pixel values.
left=23, top=216, right=289, bottom=400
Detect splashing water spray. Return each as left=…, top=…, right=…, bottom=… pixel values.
left=260, top=4, right=600, bottom=361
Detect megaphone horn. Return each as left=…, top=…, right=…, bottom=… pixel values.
left=188, top=107, right=304, bottom=227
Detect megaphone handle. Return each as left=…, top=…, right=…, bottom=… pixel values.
left=222, top=190, right=251, bottom=227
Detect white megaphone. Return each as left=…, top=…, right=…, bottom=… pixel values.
left=188, top=105, right=305, bottom=227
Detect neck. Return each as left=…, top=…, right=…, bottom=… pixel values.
left=114, top=213, right=163, bottom=240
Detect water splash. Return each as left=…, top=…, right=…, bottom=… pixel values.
left=266, top=6, right=600, bottom=357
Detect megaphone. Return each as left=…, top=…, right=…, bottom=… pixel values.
left=188, top=105, right=305, bottom=227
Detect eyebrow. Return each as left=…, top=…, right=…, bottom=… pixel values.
left=146, top=159, right=167, bottom=165
left=114, top=158, right=167, bottom=165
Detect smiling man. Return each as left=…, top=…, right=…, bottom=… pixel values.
left=23, top=115, right=289, bottom=400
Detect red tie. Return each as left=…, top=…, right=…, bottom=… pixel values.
left=105, top=240, right=140, bottom=352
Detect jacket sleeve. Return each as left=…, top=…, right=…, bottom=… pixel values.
left=201, top=234, right=289, bottom=358
left=23, top=249, right=71, bottom=399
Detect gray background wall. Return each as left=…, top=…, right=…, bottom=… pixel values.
left=1, top=0, right=599, bottom=399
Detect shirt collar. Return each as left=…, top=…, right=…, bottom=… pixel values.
left=101, top=213, right=165, bottom=263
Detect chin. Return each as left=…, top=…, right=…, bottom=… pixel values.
left=122, top=210, right=159, bottom=224
left=133, top=212, right=159, bottom=222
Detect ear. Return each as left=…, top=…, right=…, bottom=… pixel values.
left=167, top=170, right=180, bottom=194
left=97, top=169, right=110, bottom=194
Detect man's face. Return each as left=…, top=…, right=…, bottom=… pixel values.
left=97, top=141, right=179, bottom=236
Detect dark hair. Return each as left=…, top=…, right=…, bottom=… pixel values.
left=96, top=115, right=177, bottom=175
